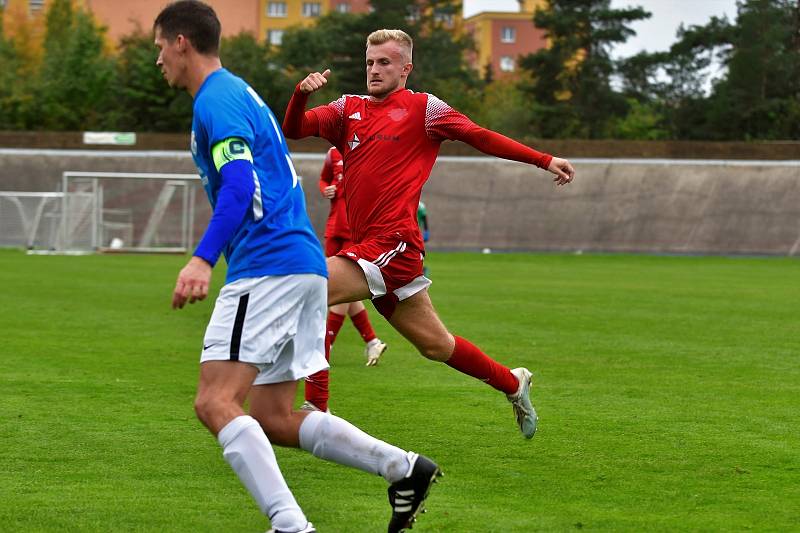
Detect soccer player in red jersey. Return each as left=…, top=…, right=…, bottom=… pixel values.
left=303, top=146, right=388, bottom=413
left=283, top=29, right=575, bottom=439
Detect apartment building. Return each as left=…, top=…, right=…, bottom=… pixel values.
left=463, top=0, right=547, bottom=78
left=85, top=0, right=261, bottom=42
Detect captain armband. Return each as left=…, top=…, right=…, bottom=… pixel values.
left=211, top=137, right=253, bottom=172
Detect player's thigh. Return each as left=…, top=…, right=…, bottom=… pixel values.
left=388, top=290, right=454, bottom=361
left=197, top=360, right=258, bottom=406
left=327, top=256, right=371, bottom=305
left=195, top=361, right=259, bottom=433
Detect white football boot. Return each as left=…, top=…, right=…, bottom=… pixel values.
left=506, top=367, right=538, bottom=439
left=364, top=338, right=387, bottom=366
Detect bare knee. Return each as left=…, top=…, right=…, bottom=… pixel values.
left=194, top=393, right=231, bottom=432
left=416, top=336, right=454, bottom=362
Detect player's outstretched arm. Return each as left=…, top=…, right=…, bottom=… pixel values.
left=425, top=95, right=576, bottom=186
left=458, top=125, right=576, bottom=186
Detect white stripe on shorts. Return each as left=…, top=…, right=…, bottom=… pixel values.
left=393, top=274, right=432, bottom=301
left=373, top=241, right=406, bottom=268
left=357, top=258, right=387, bottom=298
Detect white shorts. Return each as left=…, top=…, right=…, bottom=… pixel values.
left=200, top=273, right=329, bottom=385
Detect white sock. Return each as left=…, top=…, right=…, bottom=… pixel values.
left=218, top=415, right=307, bottom=532
left=298, top=411, right=411, bottom=483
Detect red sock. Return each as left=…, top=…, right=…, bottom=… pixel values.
left=303, top=312, right=345, bottom=411
left=350, top=308, right=377, bottom=343
left=304, top=368, right=329, bottom=412
left=445, top=336, right=519, bottom=395
left=325, top=311, right=346, bottom=355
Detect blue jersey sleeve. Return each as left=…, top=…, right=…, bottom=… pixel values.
left=194, top=158, right=255, bottom=266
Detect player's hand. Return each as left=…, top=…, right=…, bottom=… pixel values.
left=299, top=69, right=331, bottom=94
left=548, top=157, right=575, bottom=186
left=172, top=256, right=212, bottom=309
left=322, top=184, right=336, bottom=199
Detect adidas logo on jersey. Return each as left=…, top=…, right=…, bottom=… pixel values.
left=348, top=111, right=362, bottom=120
left=348, top=133, right=360, bottom=150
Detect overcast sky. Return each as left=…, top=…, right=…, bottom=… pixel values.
left=462, top=0, right=739, bottom=58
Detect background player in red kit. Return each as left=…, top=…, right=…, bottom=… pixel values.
left=303, top=146, right=388, bottom=412
left=283, top=29, right=575, bottom=439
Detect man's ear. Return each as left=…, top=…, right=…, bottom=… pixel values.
left=175, top=34, right=188, bottom=52
left=403, top=62, right=414, bottom=78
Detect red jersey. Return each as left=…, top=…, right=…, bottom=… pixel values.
left=284, top=87, right=552, bottom=251
left=319, top=147, right=350, bottom=239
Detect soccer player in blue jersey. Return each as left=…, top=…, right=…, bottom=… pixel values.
left=154, top=3, right=440, bottom=532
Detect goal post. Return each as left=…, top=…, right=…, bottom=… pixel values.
left=58, top=171, right=203, bottom=254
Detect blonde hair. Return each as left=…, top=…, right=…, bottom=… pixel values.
left=366, top=29, right=413, bottom=62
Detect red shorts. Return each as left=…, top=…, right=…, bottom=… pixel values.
left=324, top=235, right=352, bottom=257
left=337, top=235, right=431, bottom=319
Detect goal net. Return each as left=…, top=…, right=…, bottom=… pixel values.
left=58, top=172, right=205, bottom=253
left=0, top=192, right=64, bottom=250
left=0, top=172, right=207, bottom=254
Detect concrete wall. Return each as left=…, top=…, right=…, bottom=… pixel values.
left=423, top=157, right=800, bottom=256
left=2, top=133, right=799, bottom=160
left=1, top=149, right=798, bottom=256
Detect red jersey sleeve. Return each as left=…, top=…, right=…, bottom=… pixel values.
left=424, top=94, right=553, bottom=170
left=281, top=85, right=346, bottom=148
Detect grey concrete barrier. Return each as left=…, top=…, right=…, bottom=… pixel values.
left=1, top=149, right=798, bottom=256
left=421, top=157, right=800, bottom=256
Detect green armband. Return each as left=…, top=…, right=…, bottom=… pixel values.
left=211, top=137, right=253, bottom=172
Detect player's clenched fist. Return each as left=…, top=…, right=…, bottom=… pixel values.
left=299, top=69, right=331, bottom=94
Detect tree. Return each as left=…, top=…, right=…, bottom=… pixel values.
left=0, top=1, right=45, bottom=129
left=519, top=0, right=650, bottom=138
left=0, top=10, right=21, bottom=129
left=112, top=29, right=192, bottom=132
left=37, top=0, right=116, bottom=130
left=474, top=76, right=538, bottom=139
left=703, top=0, right=800, bottom=139
left=610, top=98, right=668, bottom=140
left=220, top=32, right=293, bottom=122
left=620, top=0, right=800, bottom=140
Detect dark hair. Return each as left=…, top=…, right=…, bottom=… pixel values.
left=154, top=1, right=221, bottom=55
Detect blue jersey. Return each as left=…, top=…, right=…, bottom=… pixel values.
left=191, top=68, right=326, bottom=283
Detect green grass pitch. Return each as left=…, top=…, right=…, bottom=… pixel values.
left=0, top=249, right=797, bottom=532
